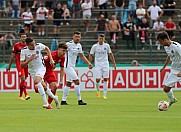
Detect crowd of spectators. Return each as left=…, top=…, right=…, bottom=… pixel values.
left=0, top=0, right=180, bottom=50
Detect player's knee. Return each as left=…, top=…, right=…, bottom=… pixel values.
left=163, top=86, right=171, bottom=93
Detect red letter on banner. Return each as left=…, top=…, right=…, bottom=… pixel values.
left=128, top=70, right=142, bottom=88
left=112, top=70, right=126, bottom=88
left=144, top=69, right=159, bottom=88
left=3, top=71, right=17, bottom=90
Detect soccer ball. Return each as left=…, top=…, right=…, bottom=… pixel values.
left=158, top=100, right=169, bottom=111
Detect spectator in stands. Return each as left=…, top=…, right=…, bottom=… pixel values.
left=136, top=3, right=146, bottom=26
left=52, top=3, right=64, bottom=37
left=114, top=0, right=124, bottom=22
left=131, top=59, right=140, bottom=66
left=153, top=19, right=164, bottom=50
left=8, top=0, right=21, bottom=18
left=72, top=0, right=82, bottom=18
left=164, top=0, right=176, bottom=16
left=0, top=34, right=5, bottom=49
left=164, top=17, right=176, bottom=40
left=108, top=15, right=121, bottom=49
left=36, top=3, right=49, bottom=36
left=62, top=3, right=71, bottom=25
left=179, top=21, right=181, bottom=42
left=123, top=16, right=137, bottom=50
left=32, top=0, right=45, bottom=8
left=138, top=18, right=150, bottom=50
left=81, top=0, right=92, bottom=32
left=144, top=0, right=153, bottom=7
left=0, top=0, right=6, bottom=17
left=21, top=7, right=33, bottom=34
left=4, top=32, right=16, bottom=49
left=94, top=14, right=108, bottom=35
left=147, top=0, right=163, bottom=27
left=97, top=0, right=108, bottom=19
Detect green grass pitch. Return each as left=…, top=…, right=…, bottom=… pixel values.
left=0, top=91, right=181, bottom=132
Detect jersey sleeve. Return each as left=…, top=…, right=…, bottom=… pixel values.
left=12, top=44, right=17, bottom=53
left=79, top=44, right=83, bottom=54
left=20, top=50, right=25, bottom=61
left=90, top=45, right=95, bottom=54
left=38, top=43, right=46, bottom=51
left=43, top=54, right=50, bottom=62
left=107, top=44, right=112, bottom=54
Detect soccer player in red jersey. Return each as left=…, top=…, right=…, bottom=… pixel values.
left=43, top=42, right=68, bottom=104
left=6, top=34, right=30, bottom=100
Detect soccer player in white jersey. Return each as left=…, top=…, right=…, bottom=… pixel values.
left=89, top=34, right=116, bottom=99
left=157, top=31, right=180, bottom=107
left=20, top=38, right=60, bottom=109
left=61, top=31, right=93, bottom=105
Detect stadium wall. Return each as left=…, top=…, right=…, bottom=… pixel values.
left=0, top=66, right=181, bottom=92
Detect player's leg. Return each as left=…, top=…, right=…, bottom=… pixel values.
left=164, top=72, right=178, bottom=106
left=34, top=76, right=51, bottom=108
left=44, top=72, right=58, bottom=104
left=102, top=67, right=109, bottom=99
left=21, top=67, right=30, bottom=100
left=61, top=81, right=71, bottom=105
left=73, top=79, right=87, bottom=105
left=94, top=67, right=102, bottom=97
left=42, top=81, right=60, bottom=109
left=47, top=82, right=57, bottom=104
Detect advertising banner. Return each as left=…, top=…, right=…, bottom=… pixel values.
left=0, top=66, right=181, bottom=92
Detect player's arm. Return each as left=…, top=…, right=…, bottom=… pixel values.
left=79, top=53, right=93, bottom=69
left=59, top=67, right=64, bottom=86
left=44, top=46, right=55, bottom=67
left=89, top=54, right=94, bottom=63
left=20, top=54, right=36, bottom=68
left=6, top=53, right=15, bottom=71
left=109, top=52, right=116, bottom=70
left=160, top=56, right=170, bottom=73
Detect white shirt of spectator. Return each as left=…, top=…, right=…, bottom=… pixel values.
left=153, top=21, right=164, bottom=31
left=164, top=41, right=181, bottom=72
left=148, top=5, right=162, bottom=20
left=22, top=12, right=33, bottom=24
left=64, top=40, right=83, bottom=68
left=81, top=1, right=92, bottom=16
left=98, top=0, right=108, bottom=6
left=90, top=42, right=111, bottom=67
left=136, top=8, right=146, bottom=19
left=20, top=43, right=46, bottom=73
left=36, top=7, right=49, bottom=20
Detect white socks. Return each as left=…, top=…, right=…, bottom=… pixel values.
left=103, top=81, right=108, bottom=97
left=74, top=85, right=81, bottom=100
left=46, top=88, right=56, bottom=99
left=36, top=82, right=48, bottom=105
left=96, top=82, right=100, bottom=91
left=167, top=89, right=175, bottom=101
left=62, top=86, right=70, bottom=101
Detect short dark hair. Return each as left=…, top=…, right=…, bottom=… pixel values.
left=20, top=33, right=27, bottom=37
left=74, top=31, right=81, bottom=35
left=99, top=34, right=105, bottom=37
left=157, top=31, right=170, bottom=40
left=25, top=37, right=33, bottom=45
left=58, top=41, right=68, bottom=49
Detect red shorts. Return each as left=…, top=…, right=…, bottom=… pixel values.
left=17, top=66, right=28, bottom=78
left=44, top=71, right=57, bottom=84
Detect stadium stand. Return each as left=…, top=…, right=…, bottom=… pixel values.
left=0, top=0, right=181, bottom=64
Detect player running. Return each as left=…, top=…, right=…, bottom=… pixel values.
left=6, top=34, right=30, bottom=101
left=157, top=31, right=180, bottom=107
left=20, top=37, right=60, bottom=109
left=43, top=42, right=67, bottom=105
left=89, top=34, right=116, bottom=99
left=61, top=31, right=93, bottom=105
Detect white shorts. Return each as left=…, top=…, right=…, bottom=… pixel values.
left=94, top=66, right=109, bottom=79
left=64, top=67, right=79, bottom=82
left=165, top=70, right=181, bottom=87
left=29, top=67, right=46, bottom=80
